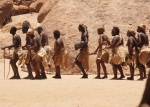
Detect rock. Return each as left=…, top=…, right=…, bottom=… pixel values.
left=37, top=0, right=60, bottom=23
left=13, top=5, right=29, bottom=15
left=0, top=0, right=13, bottom=27
left=41, top=0, right=150, bottom=73
left=29, top=0, right=46, bottom=13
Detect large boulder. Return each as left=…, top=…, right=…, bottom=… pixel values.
left=13, top=5, right=29, bottom=15
left=37, top=0, right=60, bottom=23
left=41, top=0, right=150, bottom=73
left=29, top=0, right=46, bottom=12
left=0, top=0, right=13, bottom=27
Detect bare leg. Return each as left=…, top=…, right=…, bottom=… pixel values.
left=31, top=60, right=41, bottom=79
left=127, top=64, right=134, bottom=80
left=112, top=64, right=117, bottom=79
left=24, top=64, right=34, bottom=79
left=138, top=63, right=144, bottom=80
left=100, top=59, right=108, bottom=79
left=40, top=62, right=47, bottom=79
left=95, top=59, right=101, bottom=79
left=10, top=54, right=20, bottom=79
left=53, top=66, right=61, bottom=79
left=117, top=65, right=125, bottom=79
left=75, top=60, right=88, bottom=78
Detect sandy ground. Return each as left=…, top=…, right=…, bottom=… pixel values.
left=0, top=59, right=146, bottom=107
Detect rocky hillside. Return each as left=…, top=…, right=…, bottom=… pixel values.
left=1, top=0, right=150, bottom=74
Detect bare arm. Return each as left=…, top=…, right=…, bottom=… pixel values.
left=107, top=36, right=119, bottom=48
left=127, top=38, right=134, bottom=59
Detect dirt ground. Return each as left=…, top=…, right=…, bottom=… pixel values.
left=0, top=59, right=146, bottom=107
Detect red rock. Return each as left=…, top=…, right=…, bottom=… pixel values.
left=0, top=0, right=13, bottom=27
left=29, top=0, right=46, bottom=13
left=37, top=0, right=60, bottom=23
left=13, top=5, right=29, bottom=15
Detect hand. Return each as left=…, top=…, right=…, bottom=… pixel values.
left=1, top=47, right=5, bottom=50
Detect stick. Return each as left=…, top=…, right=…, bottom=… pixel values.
left=6, top=50, right=10, bottom=79
left=4, top=49, right=5, bottom=79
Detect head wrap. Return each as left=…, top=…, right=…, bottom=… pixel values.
left=138, top=24, right=146, bottom=31
left=128, top=29, right=136, bottom=36
left=27, top=29, right=34, bottom=35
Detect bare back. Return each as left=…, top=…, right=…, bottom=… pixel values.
left=40, top=32, right=49, bottom=47
left=137, top=32, right=149, bottom=48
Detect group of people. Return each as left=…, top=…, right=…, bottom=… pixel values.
left=1, top=21, right=150, bottom=80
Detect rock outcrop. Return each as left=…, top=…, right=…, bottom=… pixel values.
left=0, top=0, right=13, bottom=27
left=29, top=0, right=46, bottom=12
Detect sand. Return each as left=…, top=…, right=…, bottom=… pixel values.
left=0, top=59, right=146, bottom=107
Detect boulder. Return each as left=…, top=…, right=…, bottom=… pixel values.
left=29, top=0, right=46, bottom=12
left=37, top=0, right=60, bottom=23
left=13, top=5, right=29, bottom=15
left=0, top=0, right=13, bottom=27
left=41, top=0, right=150, bottom=73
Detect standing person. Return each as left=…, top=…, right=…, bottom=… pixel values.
left=2, top=27, right=23, bottom=79
left=92, top=26, right=110, bottom=79
left=74, top=24, right=89, bottom=78
left=36, top=26, right=52, bottom=72
left=52, top=30, right=67, bottom=79
left=108, top=27, right=126, bottom=80
left=126, top=29, right=138, bottom=80
left=27, top=29, right=47, bottom=79
left=21, top=21, right=34, bottom=79
left=137, top=24, right=149, bottom=80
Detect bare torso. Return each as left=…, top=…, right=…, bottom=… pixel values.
left=40, top=32, right=49, bottom=47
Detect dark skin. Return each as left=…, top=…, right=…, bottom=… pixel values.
left=108, top=28, right=125, bottom=79
left=22, top=26, right=34, bottom=79
left=137, top=27, right=148, bottom=80
left=75, top=25, right=88, bottom=78
left=126, top=30, right=137, bottom=80
left=2, top=28, right=21, bottom=79
left=37, top=28, right=49, bottom=47
left=93, top=28, right=110, bottom=79
left=53, top=35, right=64, bottom=79
left=28, top=35, right=47, bottom=79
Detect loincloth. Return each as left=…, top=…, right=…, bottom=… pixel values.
left=44, top=45, right=52, bottom=65
left=97, top=45, right=109, bottom=63
left=54, top=49, right=68, bottom=69
left=11, top=47, right=24, bottom=65
left=138, top=46, right=150, bottom=66
left=76, top=46, right=89, bottom=70
left=33, top=48, right=48, bottom=68
left=110, top=46, right=128, bottom=65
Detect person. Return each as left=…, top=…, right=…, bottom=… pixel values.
left=36, top=26, right=52, bottom=72
left=92, top=26, right=110, bottom=79
left=137, top=24, right=149, bottom=80
left=27, top=29, right=47, bottom=79
left=2, top=26, right=23, bottom=79
left=21, top=21, right=34, bottom=79
left=108, top=27, right=126, bottom=80
left=126, top=29, right=138, bottom=80
left=52, top=30, right=67, bottom=79
left=74, top=24, right=89, bottom=78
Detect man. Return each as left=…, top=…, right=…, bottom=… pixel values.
left=2, top=27, right=23, bottom=79
left=27, top=29, right=47, bottom=79
left=21, top=21, right=34, bottom=79
left=126, top=29, right=138, bottom=80
left=108, top=27, right=126, bottom=79
left=53, top=30, right=66, bottom=79
left=75, top=24, right=89, bottom=78
left=92, top=26, right=110, bottom=79
left=36, top=26, right=52, bottom=72
left=137, top=24, right=149, bottom=80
